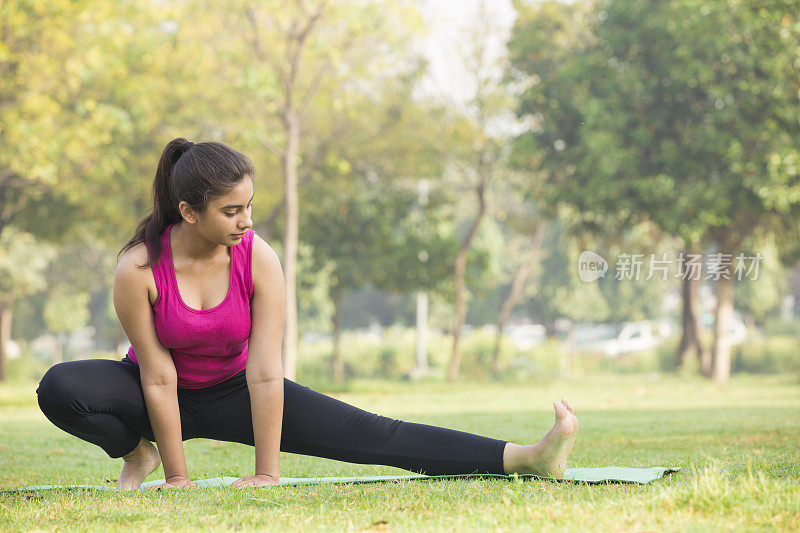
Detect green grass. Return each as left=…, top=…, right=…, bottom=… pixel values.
left=1, top=373, right=799, bottom=531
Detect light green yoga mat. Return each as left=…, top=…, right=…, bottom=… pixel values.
left=14, top=467, right=680, bottom=492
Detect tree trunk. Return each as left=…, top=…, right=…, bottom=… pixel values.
left=414, top=290, right=429, bottom=373
left=331, top=292, right=344, bottom=384
left=491, top=222, right=546, bottom=379
left=711, top=275, right=735, bottom=383
left=677, top=273, right=707, bottom=371
left=282, top=108, right=300, bottom=381
left=700, top=329, right=714, bottom=378
left=447, top=183, right=486, bottom=382
left=0, top=298, right=13, bottom=382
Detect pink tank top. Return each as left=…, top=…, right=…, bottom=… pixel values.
left=126, top=223, right=254, bottom=388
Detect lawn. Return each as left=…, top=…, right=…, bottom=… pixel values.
left=1, top=373, right=799, bottom=531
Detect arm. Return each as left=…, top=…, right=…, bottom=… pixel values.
left=232, top=235, right=286, bottom=488
left=113, top=247, right=194, bottom=489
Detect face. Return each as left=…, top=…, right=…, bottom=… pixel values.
left=186, top=176, right=254, bottom=246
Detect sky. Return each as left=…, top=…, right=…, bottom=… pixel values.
left=415, top=0, right=518, bottom=105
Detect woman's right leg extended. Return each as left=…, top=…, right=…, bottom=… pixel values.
left=200, top=376, right=509, bottom=476
left=278, top=380, right=509, bottom=476
left=36, top=359, right=154, bottom=458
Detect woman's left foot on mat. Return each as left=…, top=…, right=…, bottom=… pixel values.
left=503, top=398, right=579, bottom=479
left=116, top=437, right=161, bottom=490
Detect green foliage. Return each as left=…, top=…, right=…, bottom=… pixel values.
left=510, top=0, right=800, bottom=252
left=297, top=327, right=450, bottom=383
left=2, top=349, right=50, bottom=383
left=42, top=286, right=89, bottom=334
left=531, top=219, right=611, bottom=324
left=732, top=335, right=800, bottom=374
left=506, top=338, right=569, bottom=379
left=509, top=0, right=800, bottom=380
left=454, top=328, right=516, bottom=380
left=735, top=236, right=787, bottom=323
left=0, top=227, right=54, bottom=301
left=10, top=293, right=46, bottom=340
left=762, top=317, right=800, bottom=337
left=294, top=241, right=335, bottom=334
left=656, top=336, right=686, bottom=373
left=0, top=0, right=183, bottom=244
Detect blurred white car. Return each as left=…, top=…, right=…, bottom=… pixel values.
left=574, top=321, right=672, bottom=357
left=506, top=324, right=547, bottom=350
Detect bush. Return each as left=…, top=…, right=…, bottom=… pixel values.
left=567, top=346, right=663, bottom=375
left=506, top=338, right=569, bottom=379
left=456, top=328, right=515, bottom=379
left=297, top=326, right=452, bottom=383
left=762, top=317, right=800, bottom=337
left=732, top=335, right=800, bottom=374
left=296, top=326, right=693, bottom=384
left=3, top=349, right=50, bottom=383
left=656, top=337, right=683, bottom=372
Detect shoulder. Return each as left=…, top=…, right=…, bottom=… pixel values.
left=116, top=243, right=150, bottom=276
left=250, top=233, right=285, bottom=293
left=115, top=243, right=158, bottom=302
left=251, top=233, right=283, bottom=275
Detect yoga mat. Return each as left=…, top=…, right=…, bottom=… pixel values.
left=14, top=466, right=680, bottom=492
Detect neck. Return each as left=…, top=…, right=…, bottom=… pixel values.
left=170, top=221, right=228, bottom=262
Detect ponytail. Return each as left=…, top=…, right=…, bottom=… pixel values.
left=119, top=138, right=254, bottom=268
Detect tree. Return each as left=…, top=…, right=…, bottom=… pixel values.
left=0, top=228, right=54, bottom=379
left=490, top=218, right=546, bottom=378
left=509, top=0, right=800, bottom=382
left=298, top=75, right=457, bottom=381
left=1, top=0, right=199, bottom=377
left=445, top=0, right=519, bottom=381
left=190, top=0, right=421, bottom=380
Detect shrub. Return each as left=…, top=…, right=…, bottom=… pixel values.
left=456, top=328, right=515, bottom=379
left=4, top=349, right=50, bottom=383
left=656, top=337, right=683, bottom=372
left=762, top=317, right=800, bottom=337
left=506, top=338, right=569, bottom=379
left=732, top=335, right=800, bottom=374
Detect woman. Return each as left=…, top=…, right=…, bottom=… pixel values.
left=36, top=138, right=579, bottom=490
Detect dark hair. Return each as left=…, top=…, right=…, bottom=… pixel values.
left=119, top=138, right=254, bottom=267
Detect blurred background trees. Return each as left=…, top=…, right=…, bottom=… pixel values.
left=1, top=0, right=798, bottom=384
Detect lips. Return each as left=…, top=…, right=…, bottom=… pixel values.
left=231, top=232, right=246, bottom=238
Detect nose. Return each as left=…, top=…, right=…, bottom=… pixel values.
left=238, top=212, right=252, bottom=230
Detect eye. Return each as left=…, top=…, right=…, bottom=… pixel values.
left=225, top=212, right=236, bottom=217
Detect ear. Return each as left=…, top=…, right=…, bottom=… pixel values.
left=178, top=201, right=198, bottom=224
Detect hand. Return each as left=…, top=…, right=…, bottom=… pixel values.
left=149, top=475, right=196, bottom=490
left=231, top=474, right=280, bottom=488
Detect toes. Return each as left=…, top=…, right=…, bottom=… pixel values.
left=561, top=397, right=575, bottom=415
left=553, top=400, right=569, bottom=418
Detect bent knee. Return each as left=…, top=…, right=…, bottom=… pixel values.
left=36, top=362, right=80, bottom=415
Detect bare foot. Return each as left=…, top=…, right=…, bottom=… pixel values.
left=503, top=398, right=579, bottom=479
left=116, top=438, right=161, bottom=490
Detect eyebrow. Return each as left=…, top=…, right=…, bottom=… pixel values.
left=220, top=193, right=255, bottom=210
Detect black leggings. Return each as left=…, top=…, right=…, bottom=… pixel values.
left=36, top=358, right=508, bottom=476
